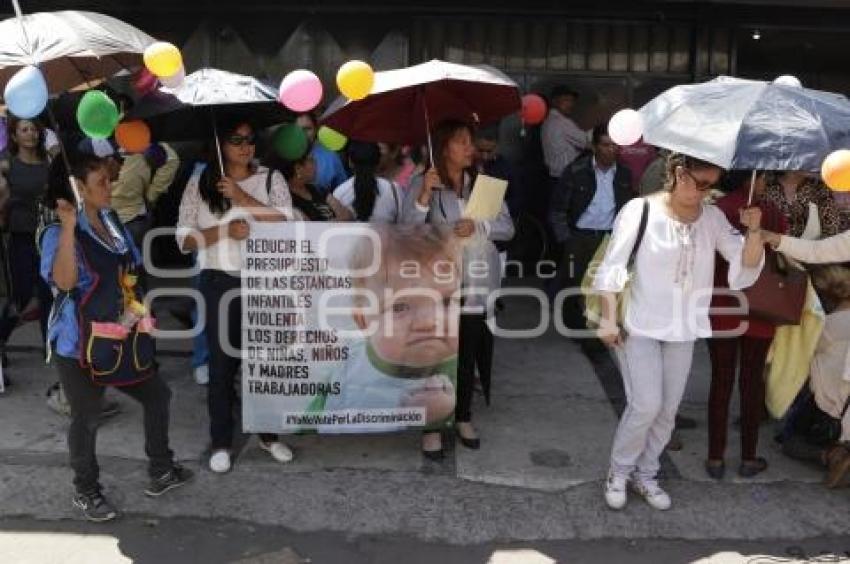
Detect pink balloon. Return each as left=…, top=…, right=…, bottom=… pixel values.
left=279, top=70, right=323, bottom=113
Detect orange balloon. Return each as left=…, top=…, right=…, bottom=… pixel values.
left=115, top=120, right=151, bottom=153
left=822, top=149, right=850, bottom=192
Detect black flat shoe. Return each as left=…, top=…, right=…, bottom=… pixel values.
left=422, top=448, right=444, bottom=461
left=705, top=460, right=725, bottom=480
left=738, top=457, right=768, bottom=478
left=455, top=428, right=481, bottom=450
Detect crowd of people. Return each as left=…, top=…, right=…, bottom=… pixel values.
left=0, top=80, right=848, bottom=523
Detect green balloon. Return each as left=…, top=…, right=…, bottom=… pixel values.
left=273, top=124, right=308, bottom=161
left=317, top=126, right=347, bottom=152
left=77, top=90, right=119, bottom=139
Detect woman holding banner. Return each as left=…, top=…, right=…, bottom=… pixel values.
left=403, top=120, right=515, bottom=460
left=176, top=119, right=295, bottom=473
left=593, top=152, right=764, bottom=511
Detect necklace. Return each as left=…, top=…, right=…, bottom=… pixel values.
left=664, top=193, right=700, bottom=224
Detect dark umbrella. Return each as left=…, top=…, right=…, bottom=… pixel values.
left=0, top=9, right=155, bottom=93
left=320, top=59, right=520, bottom=157
left=639, top=76, right=850, bottom=173
left=129, top=68, right=292, bottom=141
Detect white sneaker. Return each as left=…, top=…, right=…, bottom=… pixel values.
left=259, top=439, right=294, bottom=463
left=604, top=472, right=628, bottom=510
left=209, top=449, right=231, bottom=473
left=193, top=364, right=209, bottom=386
left=630, top=476, right=672, bottom=511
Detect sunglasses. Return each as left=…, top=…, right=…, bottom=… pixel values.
left=680, top=167, right=715, bottom=192
left=226, top=134, right=257, bottom=146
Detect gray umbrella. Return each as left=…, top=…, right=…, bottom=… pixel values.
left=638, top=76, right=850, bottom=172
left=129, top=68, right=292, bottom=141
left=0, top=10, right=155, bottom=93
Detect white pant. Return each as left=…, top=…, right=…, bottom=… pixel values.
left=610, top=336, right=695, bottom=480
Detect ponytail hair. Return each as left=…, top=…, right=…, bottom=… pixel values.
left=348, top=141, right=381, bottom=221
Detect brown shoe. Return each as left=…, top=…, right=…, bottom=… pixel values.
left=825, top=446, right=850, bottom=488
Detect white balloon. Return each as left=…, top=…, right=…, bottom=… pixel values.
left=160, top=66, right=185, bottom=89
left=773, top=75, right=802, bottom=88
left=608, top=109, right=644, bottom=146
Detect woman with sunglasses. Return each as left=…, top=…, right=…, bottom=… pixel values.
left=593, top=152, right=765, bottom=511
left=176, top=120, right=295, bottom=473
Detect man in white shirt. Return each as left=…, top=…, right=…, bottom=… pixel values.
left=541, top=86, right=587, bottom=180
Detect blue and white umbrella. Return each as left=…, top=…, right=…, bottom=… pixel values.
left=639, top=76, right=850, bottom=172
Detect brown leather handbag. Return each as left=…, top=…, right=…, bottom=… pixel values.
left=743, top=250, right=808, bottom=325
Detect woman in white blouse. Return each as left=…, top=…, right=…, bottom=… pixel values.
left=176, top=121, right=295, bottom=474
left=593, top=153, right=764, bottom=511
left=332, top=141, right=401, bottom=223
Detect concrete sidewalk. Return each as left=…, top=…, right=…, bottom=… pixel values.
left=1, top=295, right=848, bottom=551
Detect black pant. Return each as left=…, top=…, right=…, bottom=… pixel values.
left=556, top=232, right=607, bottom=330
left=55, top=354, right=173, bottom=494
left=456, top=313, right=494, bottom=422
left=200, top=270, right=276, bottom=449
left=0, top=232, right=52, bottom=346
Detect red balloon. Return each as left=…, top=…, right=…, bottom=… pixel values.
left=133, top=68, right=158, bottom=97
left=521, top=94, right=547, bottom=125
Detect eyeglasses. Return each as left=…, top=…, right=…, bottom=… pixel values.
left=226, top=134, right=257, bottom=146
left=680, top=168, right=716, bottom=192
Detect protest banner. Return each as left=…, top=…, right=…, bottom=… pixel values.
left=241, top=222, right=461, bottom=433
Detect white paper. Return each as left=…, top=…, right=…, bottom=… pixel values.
left=463, top=174, right=507, bottom=221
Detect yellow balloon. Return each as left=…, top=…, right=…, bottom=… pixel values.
left=336, top=60, right=374, bottom=101
left=822, top=149, right=850, bottom=192
left=144, top=42, right=183, bottom=79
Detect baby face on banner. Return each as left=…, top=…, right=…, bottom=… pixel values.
left=367, top=274, right=461, bottom=367
left=350, top=225, right=461, bottom=424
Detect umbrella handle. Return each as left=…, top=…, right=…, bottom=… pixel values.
left=422, top=90, right=434, bottom=167
left=45, top=106, right=82, bottom=209
left=747, top=169, right=757, bottom=206
left=211, top=110, right=226, bottom=178
left=213, top=132, right=226, bottom=178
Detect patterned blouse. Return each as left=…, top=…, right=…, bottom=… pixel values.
left=762, top=174, right=846, bottom=238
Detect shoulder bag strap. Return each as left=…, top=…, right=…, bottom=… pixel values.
left=627, top=198, right=649, bottom=269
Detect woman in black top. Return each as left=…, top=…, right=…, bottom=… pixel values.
left=0, top=117, right=53, bottom=375
left=276, top=151, right=350, bottom=221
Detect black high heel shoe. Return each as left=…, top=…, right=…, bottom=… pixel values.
left=455, top=427, right=480, bottom=450
left=705, top=459, right=725, bottom=480
left=421, top=432, right=444, bottom=461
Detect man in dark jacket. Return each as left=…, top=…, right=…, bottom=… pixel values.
left=549, top=125, right=633, bottom=331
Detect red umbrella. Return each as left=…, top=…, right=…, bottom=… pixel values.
left=320, top=59, right=521, bottom=151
